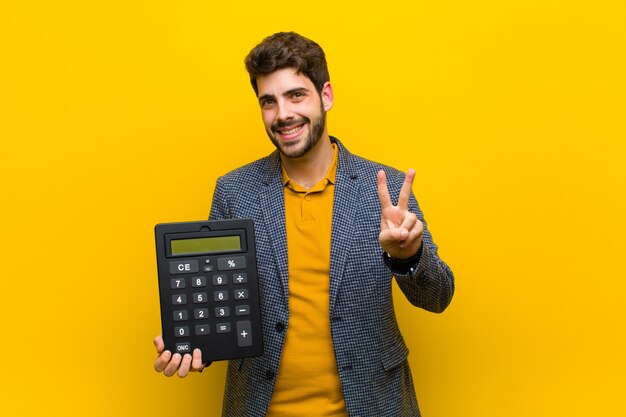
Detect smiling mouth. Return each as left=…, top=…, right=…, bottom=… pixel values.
left=278, top=125, right=304, bottom=135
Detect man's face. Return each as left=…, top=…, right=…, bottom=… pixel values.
left=256, top=68, right=332, bottom=159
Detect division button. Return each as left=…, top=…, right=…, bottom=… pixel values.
left=233, top=273, right=247, bottom=284
left=236, top=321, right=252, bottom=347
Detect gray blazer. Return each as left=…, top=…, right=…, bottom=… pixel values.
left=210, top=137, right=454, bottom=417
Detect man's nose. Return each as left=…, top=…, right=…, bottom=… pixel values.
left=276, top=101, right=294, bottom=121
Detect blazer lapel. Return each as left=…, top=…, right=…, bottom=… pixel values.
left=329, top=139, right=360, bottom=314
left=259, top=151, right=290, bottom=304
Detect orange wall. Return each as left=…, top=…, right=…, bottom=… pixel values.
left=1, top=1, right=625, bottom=416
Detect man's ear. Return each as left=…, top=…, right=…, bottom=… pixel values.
left=321, top=82, right=334, bottom=111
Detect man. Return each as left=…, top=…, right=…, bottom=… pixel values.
left=154, top=32, right=454, bottom=417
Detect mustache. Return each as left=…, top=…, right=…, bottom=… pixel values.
left=271, top=117, right=310, bottom=133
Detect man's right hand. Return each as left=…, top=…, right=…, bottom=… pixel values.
left=153, top=334, right=205, bottom=377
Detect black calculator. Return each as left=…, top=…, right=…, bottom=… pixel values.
left=155, top=219, right=263, bottom=363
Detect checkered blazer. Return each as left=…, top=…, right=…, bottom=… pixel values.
left=210, top=137, right=454, bottom=417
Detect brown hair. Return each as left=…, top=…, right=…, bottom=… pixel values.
left=244, top=32, right=330, bottom=96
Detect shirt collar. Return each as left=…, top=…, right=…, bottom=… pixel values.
left=282, top=142, right=338, bottom=191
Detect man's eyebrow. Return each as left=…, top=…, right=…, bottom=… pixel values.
left=283, top=87, right=309, bottom=96
left=258, top=87, right=310, bottom=103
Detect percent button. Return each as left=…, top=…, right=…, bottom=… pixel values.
left=217, top=256, right=246, bottom=271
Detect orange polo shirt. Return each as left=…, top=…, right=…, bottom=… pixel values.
left=266, top=144, right=347, bottom=417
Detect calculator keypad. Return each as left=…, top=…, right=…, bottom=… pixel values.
left=167, top=257, right=257, bottom=348
left=156, top=220, right=263, bottom=363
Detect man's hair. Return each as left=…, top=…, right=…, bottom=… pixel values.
left=244, top=32, right=330, bottom=96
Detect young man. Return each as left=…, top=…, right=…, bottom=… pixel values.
left=154, top=32, right=454, bottom=417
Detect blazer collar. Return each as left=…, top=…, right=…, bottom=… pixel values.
left=258, top=137, right=361, bottom=312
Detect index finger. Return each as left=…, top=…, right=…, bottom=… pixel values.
left=397, top=169, right=416, bottom=210
left=153, top=334, right=164, bottom=353
left=377, top=170, right=392, bottom=210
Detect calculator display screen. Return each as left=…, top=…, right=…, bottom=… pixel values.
left=170, top=235, right=241, bottom=255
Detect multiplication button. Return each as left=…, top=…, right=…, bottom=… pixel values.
left=234, top=289, right=249, bottom=300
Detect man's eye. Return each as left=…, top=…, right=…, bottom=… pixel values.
left=261, top=99, right=275, bottom=107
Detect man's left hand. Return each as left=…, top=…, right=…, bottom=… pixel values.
left=377, top=169, right=423, bottom=260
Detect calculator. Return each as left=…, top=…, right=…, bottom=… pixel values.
left=155, top=219, right=263, bottom=363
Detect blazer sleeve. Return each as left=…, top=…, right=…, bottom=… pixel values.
left=209, top=176, right=229, bottom=220
left=388, top=173, right=455, bottom=314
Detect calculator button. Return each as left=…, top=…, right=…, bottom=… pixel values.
left=194, top=308, right=209, bottom=319
left=236, top=321, right=253, bottom=347
left=215, top=306, right=230, bottom=318
left=174, top=326, right=189, bottom=337
left=214, top=290, right=229, bottom=302
left=192, top=276, right=207, bottom=287
left=234, top=289, right=249, bottom=300
left=170, top=278, right=186, bottom=289
left=175, top=342, right=191, bottom=353
left=217, top=256, right=246, bottom=271
left=169, top=260, right=199, bottom=274
left=173, top=310, right=188, bottom=321
left=216, top=323, right=231, bottom=333
left=195, top=324, right=210, bottom=336
left=235, top=305, right=250, bottom=316
left=212, top=274, right=228, bottom=286
left=172, top=294, right=187, bottom=305
left=193, top=292, right=208, bottom=303
left=233, top=273, right=247, bottom=284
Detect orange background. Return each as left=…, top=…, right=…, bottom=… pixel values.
left=1, top=1, right=625, bottom=416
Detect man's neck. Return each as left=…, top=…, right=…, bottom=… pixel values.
left=281, top=135, right=334, bottom=189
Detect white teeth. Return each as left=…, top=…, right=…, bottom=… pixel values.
left=280, top=125, right=302, bottom=135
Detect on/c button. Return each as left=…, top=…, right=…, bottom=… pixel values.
left=175, top=342, right=191, bottom=353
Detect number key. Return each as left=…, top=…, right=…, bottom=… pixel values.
left=192, top=276, right=207, bottom=287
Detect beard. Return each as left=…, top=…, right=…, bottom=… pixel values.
left=266, top=104, right=326, bottom=159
